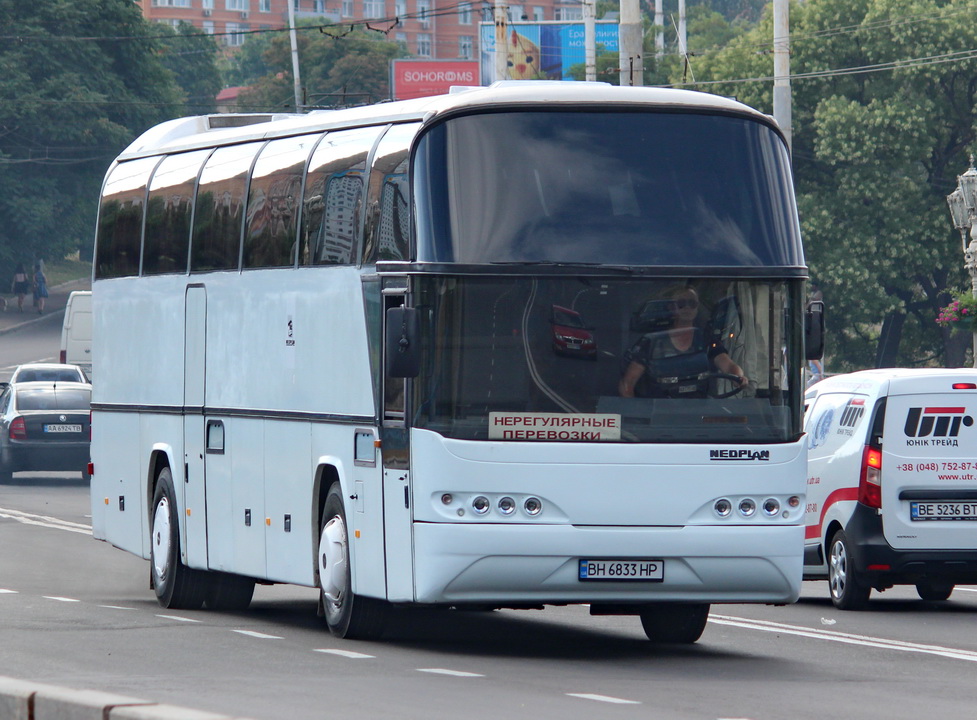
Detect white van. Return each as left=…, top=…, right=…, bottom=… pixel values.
left=60, top=291, right=92, bottom=380
left=804, top=368, right=977, bottom=609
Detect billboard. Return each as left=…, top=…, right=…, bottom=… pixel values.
left=479, top=21, right=620, bottom=84
left=391, top=59, right=480, bottom=100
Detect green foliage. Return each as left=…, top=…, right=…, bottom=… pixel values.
left=685, top=0, right=977, bottom=370
left=156, top=22, right=223, bottom=114
left=0, top=0, right=189, bottom=280
left=235, top=22, right=408, bottom=110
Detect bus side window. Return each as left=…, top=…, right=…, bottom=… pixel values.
left=363, top=123, right=419, bottom=264
left=143, top=150, right=210, bottom=275
left=95, top=157, right=161, bottom=280
left=191, top=142, right=263, bottom=273
left=301, top=127, right=380, bottom=267
left=243, top=134, right=318, bottom=269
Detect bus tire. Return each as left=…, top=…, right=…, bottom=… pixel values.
left=916, top=581, right=954, bottom=602
left=151, top=467, right=206, bottom=610
left=828, top=529, right=870, bottom=610
left=318, top=483, right=386, bottom=640
left=639, top=603, right=710, bottom=643
left=205, top=572, right=255, bottom=611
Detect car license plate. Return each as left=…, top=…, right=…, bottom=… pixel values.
left=910, top=501, right=977, bottom=521
left=44, top=424, right=82, bottom=433
left=579, top=559, right=664, bottom=581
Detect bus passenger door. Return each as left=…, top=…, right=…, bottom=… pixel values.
left=183, top=285, right=208, bottom=569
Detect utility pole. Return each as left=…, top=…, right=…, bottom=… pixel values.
left=678, top=0, right=686, bottom=58
left=584, top=0, right=596, bottom=82
left=494, top=0, right=509, bottom=81
left=287, top=0, right=302, bottom=110
left=773, top=0, right=792, bottom=151
left=655, top=0, right=663, bottom=58
left=619, top=0, right=643, bottom=86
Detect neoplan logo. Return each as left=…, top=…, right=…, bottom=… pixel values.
left=709, top=449, right=770, bottom=461
left=904, top=407, right=974, bottom=438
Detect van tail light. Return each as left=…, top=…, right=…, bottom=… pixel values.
left=60, top=350, right=67, bottom=363
left=10, top=417, right=27, bottom=440
left=858, top=445, right=883, bottom=509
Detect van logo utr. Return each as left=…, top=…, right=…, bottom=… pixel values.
left=904, top=407, right=974, bottom=438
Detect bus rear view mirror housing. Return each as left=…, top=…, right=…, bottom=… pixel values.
left=386, top=306, right=420, bottom=378
left=805, top=300, right=825, bottom=360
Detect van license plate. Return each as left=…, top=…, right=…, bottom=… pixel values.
left=910, top=502, right=977, bottom=521
left=44, top=424, right=82, bottom=433
left=579, top=559, right=664, bottom=581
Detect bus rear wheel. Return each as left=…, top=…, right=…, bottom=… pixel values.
left=639, top=603, right=710, bottom=643
left=318, top=483, right=387, bottom=639
left=150, top=467, right=206, bottom=610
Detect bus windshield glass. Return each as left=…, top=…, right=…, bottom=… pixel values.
left=410, top=277, right=803, bottom=443
left=414, top=110, right=801, bottom=267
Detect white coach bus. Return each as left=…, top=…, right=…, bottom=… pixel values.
left=89, top=82, right=823, bottom=643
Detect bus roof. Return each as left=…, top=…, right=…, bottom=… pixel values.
left=119, top=82, right=776, bottom=160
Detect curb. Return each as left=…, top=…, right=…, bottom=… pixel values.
left=0, top=675, right=255, bottom=720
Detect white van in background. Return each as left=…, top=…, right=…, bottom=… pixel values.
left=804, top=368, right=977, bottom=609
left=60, top=291, right=92, bottom=380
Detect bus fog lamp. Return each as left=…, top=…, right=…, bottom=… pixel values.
left=472, top=496, right=490, bottom=514
left=524, top=497, right=542, bottom=516
left=762, top=498, right=780, bottom=516
left=441, top=494, right=453, bottom=505
left=738, top=498, right=756, bottom=517
left=498, top=497, right=516, bottom=515
left=714, top=499, right=732, bottom=517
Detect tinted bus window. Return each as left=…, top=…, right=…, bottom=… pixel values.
left=301, top=127, right=380, bottom=266
left=243, top=135, right=318, bottom=269
left=191, top=142, right=263, bottom=273
left=95, top=157, right=161, bottom=279
left=363, top=123, right=418, bottom=264
left=143, top=150, right=210, bottom=275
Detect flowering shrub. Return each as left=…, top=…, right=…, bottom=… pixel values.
left=937, top=293, right=977, bottom=332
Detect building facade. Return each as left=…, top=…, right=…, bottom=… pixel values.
left=137, top=0, right=580, bottom=60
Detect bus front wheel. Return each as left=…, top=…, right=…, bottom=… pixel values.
left=318, top=483, right=386, bottom=639
left=150, top=467, right=206, bottom=610
left=639, top=603, right=710, bottom=643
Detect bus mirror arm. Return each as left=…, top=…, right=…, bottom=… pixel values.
left=386, top=306, right=421, bottom=378
left=805, top=300, right=825, bottom=361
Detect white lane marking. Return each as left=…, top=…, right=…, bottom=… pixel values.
left=232, top=630, right=283, bottom=639
left=0, top=589, right=18, bottom=594
left=566, top=693, right=640, bottom=705
left=711, top=614, right=977, bottom=662
left=0, top=508, right=91, bottom=535
left=99, top=605, right=136, bottom=610
left=156, top=614, right=201, bottom=623
left=955, top=587, right=977, bottom=593
left=417, top=668, right=484, bottom=677
left=314, top=649, right=375, bottom=659
left=43, top=596, right=80, bottom=603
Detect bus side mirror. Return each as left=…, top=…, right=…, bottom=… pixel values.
left=805, top=300, right=825, bottom=361
left=386, top=306, right=420, bottom=378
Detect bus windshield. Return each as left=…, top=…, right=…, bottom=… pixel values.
left=414, top=110, right=802, bottom=267
left=410, top=276, right=804, bottom=443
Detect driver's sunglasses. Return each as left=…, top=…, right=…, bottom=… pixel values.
left=671, top=298, right=699, bottom=309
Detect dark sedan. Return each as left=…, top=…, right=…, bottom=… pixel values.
left=0, top=381, right=91, bottom=482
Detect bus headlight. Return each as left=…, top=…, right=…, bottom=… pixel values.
left=498, top=497, right=516, bottom=515
left=762, top=498, right=780, bottom=516
left=524, top=497, right=542, bottom=516
left=472, top=496, right=490, bottom=514
left=714, top=499, right=732, bottom=517
left=738, top=498, right=756, bottom=517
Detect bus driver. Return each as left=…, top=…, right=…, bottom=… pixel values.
left=618, top=285, right=749, bottom=399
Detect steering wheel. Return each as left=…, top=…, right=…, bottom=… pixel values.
left=707, top=372, right=746, bottom=399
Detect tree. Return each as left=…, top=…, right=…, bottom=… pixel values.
left=236, top=22, right=408, bottom=111
left=0, top=0, right=187, bottom=274
left=686, top=0, right=977, bottom=370
left=157, top=22, right=223, bottom=114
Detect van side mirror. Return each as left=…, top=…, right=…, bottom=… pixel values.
left=385, top=306, right=420, bottom=378
left=805, top=300, right=825, bottom=361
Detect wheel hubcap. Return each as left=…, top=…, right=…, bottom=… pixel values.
left=152, top=497, right=171, bottom=583
left=318, top=515, right=348, bottom=609
left=829, top=540, right=848, bottom=599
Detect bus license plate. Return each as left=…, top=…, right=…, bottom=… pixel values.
left=44, top=424, right=82, bottom=433
left=911, top=502, right=977, bottom=521
left=579, top=559, right=664, bottom=581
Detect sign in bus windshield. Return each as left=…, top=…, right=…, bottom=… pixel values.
left=489, top=412, right=621, bottom=441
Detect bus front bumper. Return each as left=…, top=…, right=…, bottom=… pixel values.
left=411, top=522, right=803, bottom=606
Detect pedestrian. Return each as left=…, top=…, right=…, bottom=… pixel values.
left=11, top=263, right=30, bottom=312
left=32, top=261, right=48, bottom=315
